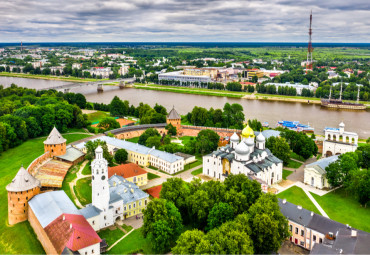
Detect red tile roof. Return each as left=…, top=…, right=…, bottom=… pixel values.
left=44, top=214, right=101, bottom=253
left=240, top=82, right=256, bottom=85
left=145, top=185, right=162, bottom=198
left=108, top=163, right=147, bottom=179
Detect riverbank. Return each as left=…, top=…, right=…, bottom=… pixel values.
left=0, top=72, right=108, bottom=83
left=133, top=83, right=246, bottom=98
left=133, top=83, right=370, bottom=107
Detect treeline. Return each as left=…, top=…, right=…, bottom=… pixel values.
left=185, top=103, right=245, bottom=129
left=0, top=85, right=89, bottom=154
left=326, top=145, right=370, bottom=206
left=138, top=128, right=220, bottom=155
left=142, top=175, right=289, bottom=253
left=157, top=80, right=254, bottom=92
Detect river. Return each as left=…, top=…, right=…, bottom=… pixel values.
left=1, top=76, right=369, bottom=138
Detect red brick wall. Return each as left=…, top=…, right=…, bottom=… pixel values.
left=28, top=206, right=58, bottom=254
left=44, top=143, right=66, bottom=157
left=8, top=187, right=40, bottom=225
left=27, top=152, right=50, bottom=176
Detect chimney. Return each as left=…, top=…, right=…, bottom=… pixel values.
left=351, top=230, right=357, bottom=237
left=282, top=199, right=287, bottom=204
left=297, top=205, right=302, bottom=210
left=311, top=212, right=314, bottom=216
left=70, top=224, right=72, bottom=229
left=62, top=215, right=65, bottom=221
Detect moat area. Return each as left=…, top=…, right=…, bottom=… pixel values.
left=1, top=76, right=369, bottom=138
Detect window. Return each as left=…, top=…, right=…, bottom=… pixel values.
left=319, top=238, right=323, bottom=244
left=300, top=241, right=304, bottom=246
left=313, top=235, right=316, bottom=241
left=129, top=205, right=131, bottom=209
left=301, top=230, right=304, bottom=236
left=92, top=221, right=95, bottom=225
left=133, top=203, right=136, bottom=208
left=124, top=206, right=127, bottom=211
left=289, top=225, right=292, bottom=231
left=295, top=227, right=298, bottom=234
left=104, top=216, right=106, bottom=220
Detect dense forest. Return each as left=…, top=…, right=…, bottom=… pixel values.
left=0, top=84, right=89, bottom=154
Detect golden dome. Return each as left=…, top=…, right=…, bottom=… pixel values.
left=241, top=124, right=255, bottom=138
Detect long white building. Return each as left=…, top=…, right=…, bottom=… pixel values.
left=75, top=136, right=185, bottom=174
left=158, top=70, right=211, bottom=84
left=265, top=82, right=316, bottom=95
left=202, top=125, right=283, bottom=191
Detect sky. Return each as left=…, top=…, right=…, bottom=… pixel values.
left=0, top=0, right=369, bottom=42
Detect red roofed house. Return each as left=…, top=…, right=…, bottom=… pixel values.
left=108, top=163, right=148, bottom=187
left=44, top=214, right=101, bottom=255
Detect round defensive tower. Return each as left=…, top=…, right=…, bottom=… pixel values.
left=43, top=127, right=66, bottom=157
left=166, top=106, right=182, bottom=134
left=6, top=166, right=41, bottom=225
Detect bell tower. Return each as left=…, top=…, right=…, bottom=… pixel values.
left=91, top=146, right=110, bottom=212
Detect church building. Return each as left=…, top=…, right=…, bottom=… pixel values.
left=202, top=124, right=283, bottom=190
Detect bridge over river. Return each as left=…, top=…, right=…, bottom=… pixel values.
left=36, top=77, right=136, bottom=92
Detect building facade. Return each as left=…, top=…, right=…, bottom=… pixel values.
left=304, top=155, right=339, bottom=189
left=202, top=125, right=283, bottom=188
left=108, top=163, right=148, bottom=187
left=166, top=106, right=182, bottom=133
left=322, top=122, right=358, bottom=157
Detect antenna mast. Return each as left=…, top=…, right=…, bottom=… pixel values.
left=339, top=78, right=343, bottom=101
left=306, top=10, right=313, bottom=74
left=357, top=86, right=360, bottom=104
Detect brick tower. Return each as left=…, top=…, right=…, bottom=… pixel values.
left=6, top=166, right=41, bottom=225
left=44, top=127, right=66, bottom=157
left=166, top=106, right=182, bottom=134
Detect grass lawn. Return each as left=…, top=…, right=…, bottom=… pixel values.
left=148, top=165, right=158, bottom=170
left=290, top=152, right=305, bottom=162
left=316, top=154, right=322, bottom=160
left=311, top=188, right=370, bottom=232
left=61, top=165, right=80, bottom=207
left=148, top=172, right=160, bottom=180
left=74, top=177, right=92, bottom=206
left=98, top=228, right=125, bottom=246
left=179, top=136, right=194, bottom=145
left=0, top=133, right=92, bottom=254
left=277, top=186, right=321, bottom=215
left=82, top=161, right=91, bottom=175
left=286, top=159, right=303, bottom=169
left=283, top=169, right=293, bottom=180
left=107, top=228, right=154, bottom=254
left=191, top=168, right=203, bottom=175
left=86, top=111, right=111, bottom=123
left=126, top=137, right=140, bottom=143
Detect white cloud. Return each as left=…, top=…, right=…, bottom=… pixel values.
left=0, top=0, right=369, bottom=42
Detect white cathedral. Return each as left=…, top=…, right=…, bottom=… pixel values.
left=203, top=124, right=283, bottom=191
left=80, top=146, right=149, bottom=231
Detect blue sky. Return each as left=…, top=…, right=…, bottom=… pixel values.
left=1, top=0, right=369, bottom=42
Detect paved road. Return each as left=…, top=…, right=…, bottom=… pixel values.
left=141, top=164, right=202, bottom=190
left=69, top=160, right=91, bottom=208
left=287, top=157, right=317, bottom=182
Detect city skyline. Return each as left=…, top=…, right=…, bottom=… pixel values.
left=1, top=0, right=369, bottom=43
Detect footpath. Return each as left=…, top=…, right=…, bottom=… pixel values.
left=69, top=160, right=91, bottom=208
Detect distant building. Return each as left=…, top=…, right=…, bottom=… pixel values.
left=322, top=122, right=358, bottom=157
left=304, top=155, right=339, bottom=189
left=265, top=82, right=316, bottom=95
left=72, top=63, right=82, bottom=69
left=108, top=163, right=148, bottom=187
left=118, top=65, right=129, bottom=76
left=82, top=67, right=113, bottom=78
left=166, top=106, right=182, bottom=134
left=158, top=70, right=211, bottom=84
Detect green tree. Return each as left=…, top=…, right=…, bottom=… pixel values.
left=114, top=149, right=128, bottom=164
left=206, top=202, right=234, bottom=231
left=138, top=128, right=160, bottom=145
left=349, top=169, right=370, bottom=207
left=248, top=193, right=290, bottom=254
left=165, top=123, right=177, bottom=136
left=146, top=136, right=161, bottom=148
left=326, top=153, right=359, bottom=188
left=142, top=199, right=183, bottom=245
left=187, top=189, right=211, bottom=228
left=172, top=229, right=205, bottom=254
left=85, top=140, right=113, bottom=165
left=194, top=129, right=220, bottom=154
left=97, top=117, right=120, bottom=130
left=160, top=178, right=190, bottom=220
left=149, top=220, right=173, bottom=253
left=265, top=136, right=291, bottom=164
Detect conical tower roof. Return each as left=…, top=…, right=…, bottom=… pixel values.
left=44, top=127, right=66, bottom=145
left=6, top=166, right=41, bottom=192
left=167, top=106, right=181, bottom=120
